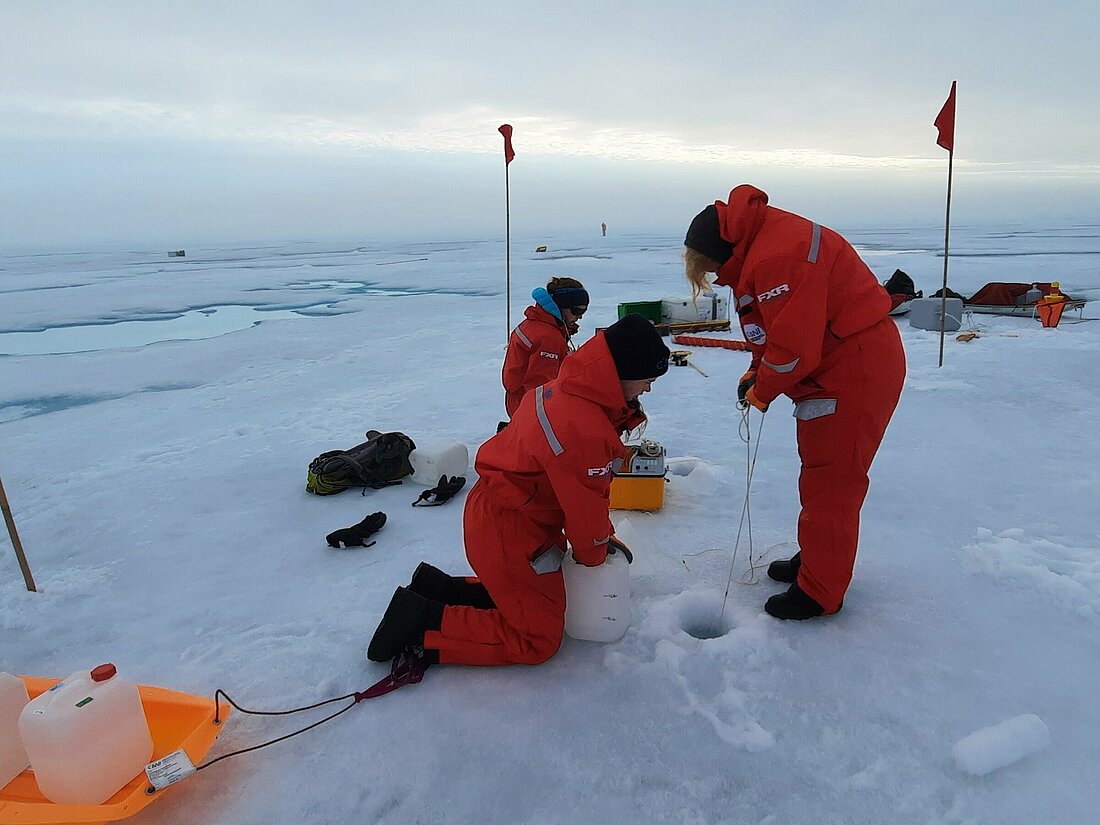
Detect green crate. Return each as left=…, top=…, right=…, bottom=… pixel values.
left=617, top=301, right=663, bottom=323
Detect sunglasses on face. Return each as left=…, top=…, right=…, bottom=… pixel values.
left=567, top=306, right=587, bottom=318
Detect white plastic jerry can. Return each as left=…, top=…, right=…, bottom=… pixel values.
left=18, top=663, right=154, bottom=804
left=409, top=441, right=469, bottom=486
left=563, top=549, right=631, bottom=642
left=0, top=671, right=31, bottom=790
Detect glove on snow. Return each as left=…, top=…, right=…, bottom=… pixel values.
left=607, top=536, right=634, bottom=564
left=412, top=475, right=467, bottom=507
left=326, top=511, right=387, bottom=548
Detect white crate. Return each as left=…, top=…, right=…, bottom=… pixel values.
left=908, top=297, right=964, bottom=332
left=661, top=294, right=729, bottom=323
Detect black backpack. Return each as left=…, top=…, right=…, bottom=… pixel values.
left=883, top=269, right=920, bottom=299
left=306, top=431, right=416, bottom=495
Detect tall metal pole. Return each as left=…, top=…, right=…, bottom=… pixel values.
left=937, top=148, right=954, bottom=368
left=505, top=162, right=511, bottom=345
left=0, top=471, right=37, bottom=592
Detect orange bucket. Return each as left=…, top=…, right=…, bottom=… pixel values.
left=1036, top=299, right=1066, bottom=328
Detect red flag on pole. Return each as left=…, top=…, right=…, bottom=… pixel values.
left=935, top=81, right=957, bottom=152
left=498, top=124, right=515, bottom=165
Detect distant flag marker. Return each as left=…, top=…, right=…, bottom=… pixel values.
left=498, top=124, right=515, bottom=165
left=934, top=81, right=957, bottom=368
left=499, top=124, right=515, bottom=344
left=935, top=81, right=957, bottom=152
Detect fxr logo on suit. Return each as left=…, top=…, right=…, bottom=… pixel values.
left=758, top=284, right=790, bottom=303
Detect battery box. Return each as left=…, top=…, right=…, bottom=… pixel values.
left=610, top=440, right=667, bottom=511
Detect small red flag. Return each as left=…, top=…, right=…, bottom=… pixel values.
left=935, top=81, right=956, bottom=152
left=498, top=124, right=515, bottom=165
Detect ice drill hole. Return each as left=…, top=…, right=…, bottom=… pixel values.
left=680, top=599, right=734, bottom=640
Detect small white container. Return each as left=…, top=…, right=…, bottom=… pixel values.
left=908, top=297, right=964, bottom=332
left=409, top=441, right=469, bottom=486
left=563, top=549, right=631, bottom=642
left=19, top=663, right=154, bottom=804
left=1022, top=286, right=1043, bottom=305
left=0, top=671, right=31, bottom=790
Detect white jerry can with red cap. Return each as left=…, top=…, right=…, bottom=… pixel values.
left=18, top=663, right=153, bottom=804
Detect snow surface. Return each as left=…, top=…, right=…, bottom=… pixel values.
left=2, top=225, right=1099, bottom=824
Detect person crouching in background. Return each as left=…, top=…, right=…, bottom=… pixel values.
left=501, top=277, right=589, bottom=421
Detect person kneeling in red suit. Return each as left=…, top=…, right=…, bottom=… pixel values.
left=367, top=313, right=668, bottom=665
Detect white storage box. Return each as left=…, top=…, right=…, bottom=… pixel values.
left=409, top=441, right=468, bottom=485
left=908, top=297, right=964, bottom=332
left=661, top=294, right=729, bottom=324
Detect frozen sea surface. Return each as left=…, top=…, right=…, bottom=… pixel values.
left=2, top=224, right=1099, bottom=825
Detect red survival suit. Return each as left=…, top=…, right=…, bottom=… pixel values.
left=502, top=304, right=572, bottom=417
left=425, top=333, right=642, bottom=665
left=715, top=185, right=906, bottom=612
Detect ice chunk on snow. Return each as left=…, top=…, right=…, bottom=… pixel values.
left=952, top=714, right=1051, bottom=776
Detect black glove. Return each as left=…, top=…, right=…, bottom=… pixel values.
left=607, top=536, right=634, bottom=564
left=326, top=511, right=386, bottom=548
left=412, top=475, right=467, bottom=507
left=737, top=370, right=757, bottom=404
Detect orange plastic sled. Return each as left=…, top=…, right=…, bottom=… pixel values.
left=0, top=677, right=230, bottom=825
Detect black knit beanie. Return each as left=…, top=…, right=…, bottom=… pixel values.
left=604, top=314, right=670, bottom=380
left=550, top=286, right=590, bottom=310
left=684, top=204, right=733, bottom=265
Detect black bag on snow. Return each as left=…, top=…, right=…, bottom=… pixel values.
left=306, top=430, right=416, bottom=495
left=930, top=286, right=966, bottom=301
left=883, top=269, right=920, bottom=299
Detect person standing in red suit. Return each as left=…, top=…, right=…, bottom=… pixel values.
left=367, top=313, right=668, bottom=665
left=684, top=185, right=906, bottom=620
left=501, top=277, right=589, bottom=419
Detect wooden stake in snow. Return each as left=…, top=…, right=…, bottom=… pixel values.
left=0, top=471, right=36, bottom=592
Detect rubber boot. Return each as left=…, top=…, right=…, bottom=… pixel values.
left=766, top=551, right=802, bottom=584
left=367, top=587, right=444, bottom=662
left=409, top=562, right=496, bottom=609
left=764, top=582, right=828, bottom=621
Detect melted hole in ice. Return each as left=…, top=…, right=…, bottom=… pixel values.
left=680, top=599, right=733, bottom=640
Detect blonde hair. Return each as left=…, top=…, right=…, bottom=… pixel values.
left=683, top=247, right=721, bottom=298
left=547, top=276, right=584, bottom=293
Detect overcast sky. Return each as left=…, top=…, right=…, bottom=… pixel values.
left=2, top=1, right=1097, bottom=247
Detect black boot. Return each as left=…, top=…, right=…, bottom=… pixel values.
left=766, top=551, right=802, bottom=584
left=409, top=562, right=496, bottom=609
left=367, top=587, right=444, bottom=662
left=764, top=582, right=829, bottom=620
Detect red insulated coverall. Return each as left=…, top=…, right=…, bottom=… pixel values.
left=425, top=333, right=639, bottom=665
left=714, top=185, right=906, bottom=612
left=502, top=304, right=571, bottom=417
